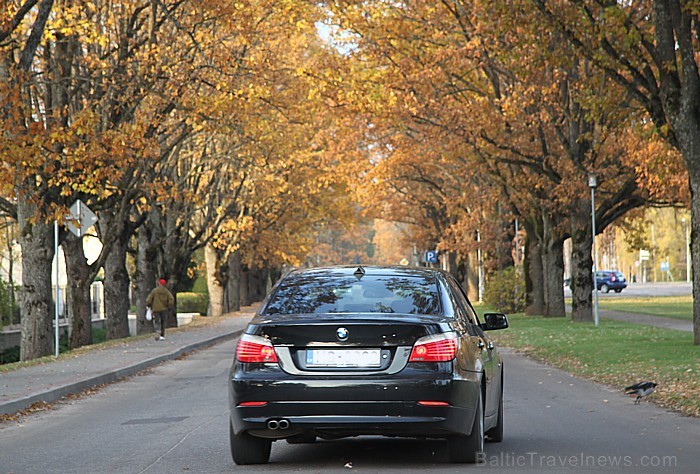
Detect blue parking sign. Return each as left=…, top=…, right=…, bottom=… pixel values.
left=425, top=251, right=438, bottom=263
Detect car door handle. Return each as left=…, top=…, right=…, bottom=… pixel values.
left=487, top=341, right=494, bottom=351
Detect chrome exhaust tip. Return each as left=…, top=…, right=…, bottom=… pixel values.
left=278, top=419, right=290, bottom=430
left=267, top=419, right=279, bottom=430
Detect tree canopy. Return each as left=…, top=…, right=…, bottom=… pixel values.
left=1, top=0, right=697, bottom=360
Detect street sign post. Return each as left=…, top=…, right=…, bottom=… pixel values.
left=66, top=199, right=98, bottom=237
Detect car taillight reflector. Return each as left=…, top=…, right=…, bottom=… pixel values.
left=418, top=401, right=450, bottom=407
left=236, top=334, right=279, bottom=363
left=409, top=333, right=458, bottom=362
left=238, top=401, right=268, bottom=407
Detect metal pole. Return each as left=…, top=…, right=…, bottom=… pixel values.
left=686, top=219, right=691, bottom=283
left=515, top=219, right=519, bottom=266
left=591, top=187, right=599, bottom=327
left=54, top=220, right=59, bottom=357
left=477, top=230, right=484, bottom=303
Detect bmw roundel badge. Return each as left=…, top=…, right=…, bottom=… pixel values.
left=336, top=327, right=349, bottom=341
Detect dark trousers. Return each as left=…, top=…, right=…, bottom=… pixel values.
left=154, top=311, right=167, bottom=337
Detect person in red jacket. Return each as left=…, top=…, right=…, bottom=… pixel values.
left=146, top=278, right=175, bottom=341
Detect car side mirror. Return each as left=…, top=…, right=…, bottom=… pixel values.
left=481, top=313, right=509, bottom=331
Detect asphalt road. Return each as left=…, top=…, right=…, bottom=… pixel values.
left=565, top=281, right=693, bottom=298
left=1, top=340, right=698, bottom=473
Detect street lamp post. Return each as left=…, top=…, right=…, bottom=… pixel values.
left=477, top=229, right=484, bottom=303
left=683, top=217, right=691, bottom=283
left=515, top=218, right=520, bottom=267
left=54, top=220, right=60, bottom=357
left=589, top=174, right=599, bottom=327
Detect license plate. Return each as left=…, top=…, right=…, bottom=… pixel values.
left=306, top=349, right=381, bottom=368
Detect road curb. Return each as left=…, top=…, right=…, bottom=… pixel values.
left=0, top=329, right=244, bottom=415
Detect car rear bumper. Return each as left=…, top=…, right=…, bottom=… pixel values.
left=228, top=372, right=481, bottom=439
left=601, top=284, right=627, bottom=290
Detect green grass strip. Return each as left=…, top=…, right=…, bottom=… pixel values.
left=489, top=314, right=700, bottom=417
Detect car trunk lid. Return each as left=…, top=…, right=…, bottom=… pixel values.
left=248, top=314, right=449, bottom=374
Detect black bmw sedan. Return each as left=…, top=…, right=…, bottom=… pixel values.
left=228, top=265, right=508, bottom=464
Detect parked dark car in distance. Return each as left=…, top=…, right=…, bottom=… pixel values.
left=228, top=265, right=508, bottom=464
left=596, top=270, right=627, bottom=293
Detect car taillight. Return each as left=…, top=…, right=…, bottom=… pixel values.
left=409, top=333, right=458, bottom=362
left=236, top=334, right=279, bottom=363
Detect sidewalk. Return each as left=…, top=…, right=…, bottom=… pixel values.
left=600, top=309, right=693, bottom=332
left=564, top=306, right=694, bottom=332
left=0, top=307, right=256, bottom=416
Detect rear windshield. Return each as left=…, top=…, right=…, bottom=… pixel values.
left=263, top=273, right=441, bottom=316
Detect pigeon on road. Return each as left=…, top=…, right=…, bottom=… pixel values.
left=624, top=381, right=657, bottom=404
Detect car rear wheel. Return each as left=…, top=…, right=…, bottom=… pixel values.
left=486, top=375, right=504, bottom=442
left=448, top=389, right=484, bottom=463
left=614, top=289, right=622, bottom=293
left=600, top=284, right=610, bottom=293
left=229, top=421, right=272, bottom=465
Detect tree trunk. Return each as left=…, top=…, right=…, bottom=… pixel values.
left=445, top=251, right=459, bottom=279
left=135, top=226, right=157, bottom=335
left=656, top=24, right=700, bottom=342
left=248, top=267, right=266, bottom=302
left=523, top=218, right=545, bottom=315
left=466, top=250, right=479, bottom=301
left=570, top=204, right=593, bottom=323
left=205, top=243, right=224, bottom=317
left=542, top=235, right=566, bottom=317
left=494, top=216, right=515, bottom=271
left=224, top=250, right=241, bottom=313
left=62, top=233, right=93, bottom=349
left=456, top=256, right=469, bottom=296
left=691, top=180, right=700, bottom=345
left=165, top=278, right=178, bottom=329
left=677, top=132, right=700, bottom=344
left=103, top=233, right=130, bottom=339
left=240, top=265, right=251, bottom=306
left=157, top=205, right=179, bottom=329
left=18, top=200, right=55, bottom=360
left=542, top=215, right=565, bottom=317
left=167, top=285, right=178, bottom=329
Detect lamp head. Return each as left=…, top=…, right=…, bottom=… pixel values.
left=588, top=174, right=597, bottom=188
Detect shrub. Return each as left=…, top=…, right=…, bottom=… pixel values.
left=1, top=327, right=112, bottom=366
left=0, top=279, right=20, bottom=328
left=177, top=292, right=209, bottom=315
left=92, top=327, right=107, bottom=344
left=483, top=267, right=527, bottom=313
left=0, top=345, right=20, bottom=364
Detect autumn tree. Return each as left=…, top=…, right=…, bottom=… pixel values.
left=530, top=0, right=699, bottom=341
left=148, top=1, right=361, bottom=316
left=0, top=0, right=59, bottom=359
left=17, top=1, right=209, bottom=348
left=1, top=1, right=261, bottom=353
left=324, top=1, right=674, bottom=322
